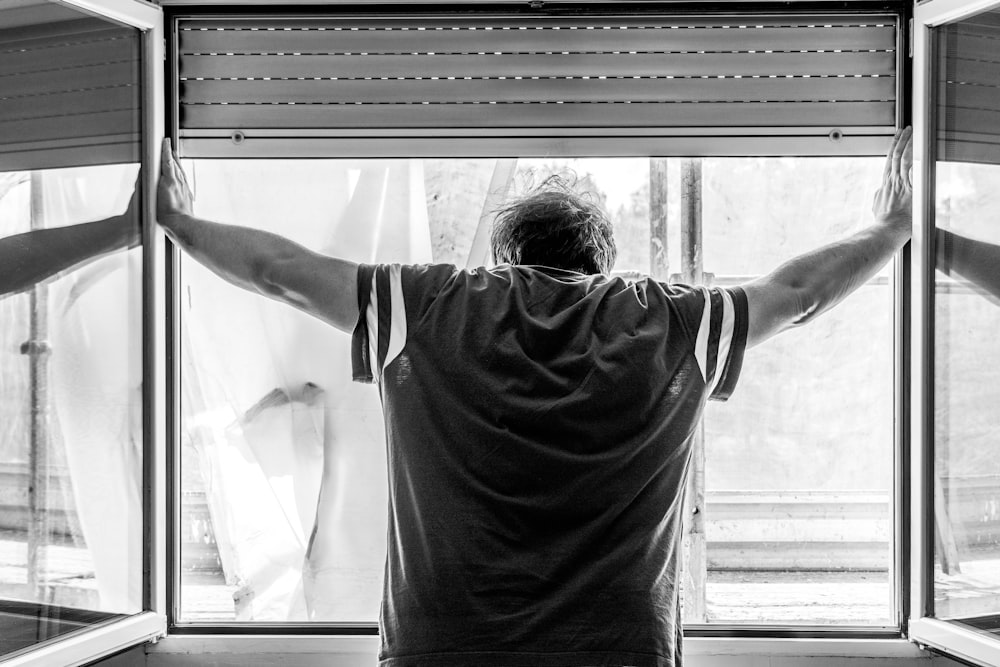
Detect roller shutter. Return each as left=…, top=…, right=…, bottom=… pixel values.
left=0, top=17, right=141, bottom=172
left=176, top=13, right=900, bottom=157
left=937, top=10, right=1000, bottom=165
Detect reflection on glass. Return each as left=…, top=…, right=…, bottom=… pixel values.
left=932, top=7, right=1000, bottom=625
left=0, top=0, right=143, bottom=659
left=179, top=157, right=892, bottom=626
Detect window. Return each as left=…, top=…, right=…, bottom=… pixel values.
left=168, top=6, right=904, bottom=636
left=176, top=155, right=895, bottom=628
left=0, top=0, right=165, bottom=664
left=909, top=1, right=1000, bottom=665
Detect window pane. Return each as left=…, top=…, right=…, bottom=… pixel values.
left=932, top=7, right=1000, bottom=625
left=700, top=157, right=893, bottom=625
left=179, top=156, right=892, bottom=627
left=933, top=162, right=1000, bottom=621
left=0, top=1, right=144, bottom=655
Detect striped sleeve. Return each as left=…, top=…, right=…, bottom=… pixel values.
left=692, top=286, right=749, bottom=401
left=352, top=263, right=407, bottom=385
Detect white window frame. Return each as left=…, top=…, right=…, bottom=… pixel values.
left=164, top=0, right=910, bottom=645
left=908, top=0, right=1000, bottom=665
left=1, top=1, right=168, bottom=665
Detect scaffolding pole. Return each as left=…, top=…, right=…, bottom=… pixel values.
left=680, top=158, right=707, bottom=623
left=649, top=158, right=669, bottom=281
left=24, top=171, right=51, bottom=601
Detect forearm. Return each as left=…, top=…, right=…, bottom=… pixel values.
left=775, top=221, right=908, bottom=324
left=0, top=215, right=135, bottom=296
left=160, top=213, right=310, bottom=298
left=937, top=228, right=1000, bottom=300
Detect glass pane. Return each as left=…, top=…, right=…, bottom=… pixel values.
left=0, top=1, right=143, bottom=659
left=178, top=156, right=893, bottom=627
left=933, top=7, right=1000, bottom=624
left=700, top=157, right=893, bottom=625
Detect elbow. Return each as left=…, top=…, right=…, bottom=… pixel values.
left=252, top=258, right=286, bottom=299
left=786, top=282, right=824, bottom=328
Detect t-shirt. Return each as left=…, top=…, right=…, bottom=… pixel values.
left=351, top=263, right=748, bottom=667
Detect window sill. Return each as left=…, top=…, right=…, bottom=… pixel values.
left=146, top=635, right=930, bottom=666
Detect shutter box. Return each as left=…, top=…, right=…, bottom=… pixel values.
left=176, top=12, right=900, bottom=158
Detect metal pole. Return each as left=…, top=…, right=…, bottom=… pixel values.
left=680, top=158, right=707, bottom=623
left=24, top=171, right=51, bottom=602
left=649, top=158, right=669, bottom=280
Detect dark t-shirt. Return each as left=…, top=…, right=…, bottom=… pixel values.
left=352, top=263, right=748, bottom=667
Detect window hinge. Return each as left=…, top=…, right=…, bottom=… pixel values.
left=908, top=18, right=914, bottom=58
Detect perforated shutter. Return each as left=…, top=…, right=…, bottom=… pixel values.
left=0, top=17, right=141, bottom=172
left=937, top=11, right=1000, bottom=165
left=176, top=13, right=899, bottom=157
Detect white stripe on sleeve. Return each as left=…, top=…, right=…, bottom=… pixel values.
left=383, top=264, right=407, bottom=373
left=709, top=288, right=736, bottom=395
left=366, top=274, right=379, bottom=383
left=693, top=286, right=711, bottom=383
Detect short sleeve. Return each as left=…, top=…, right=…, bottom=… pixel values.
left=351, top=263, right=456, bottom=384
left=692, top=286, right=749, bottom=401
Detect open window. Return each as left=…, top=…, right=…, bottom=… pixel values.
left=0, top=0, right=165, bottom=665
left=909, top=0, right=1000, bottom=664
left=166, top=3, right=908, bottom=637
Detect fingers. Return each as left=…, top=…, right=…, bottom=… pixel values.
left=160, top=137, right=173, bottom=175
left=883, top=128, right=902, bottom=180
left=890, top=126, right=912, bottom=183
left=160, top=136, right=194, bottom=199
left=899, top=128, right=914, bottom=188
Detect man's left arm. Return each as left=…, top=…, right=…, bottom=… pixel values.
left=741, top=126, right=913, bottom=348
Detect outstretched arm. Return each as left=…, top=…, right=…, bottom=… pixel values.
left=937, top=228, right=1000, bottom=301
left=0, top=189, right=139, bottom=297
left=156, top=139, right=359, bottom=333
left=741, top=126, right=913, bottom=348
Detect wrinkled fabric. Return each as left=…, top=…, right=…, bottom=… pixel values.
left=353, top=263, right=748, bottom=667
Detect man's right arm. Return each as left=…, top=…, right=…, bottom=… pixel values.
left=157, top=139, right=359, bottom=333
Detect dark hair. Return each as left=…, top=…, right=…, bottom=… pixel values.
left=489, top=175, right=617, bottom=275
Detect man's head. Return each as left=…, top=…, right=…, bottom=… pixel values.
left=490, top=175, right=617, bottom=275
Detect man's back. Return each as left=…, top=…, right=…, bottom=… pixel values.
left=353, top=263, right=747, bottom=667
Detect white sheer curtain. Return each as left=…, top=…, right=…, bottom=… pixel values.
left=182, top=160, right=432, bottom=621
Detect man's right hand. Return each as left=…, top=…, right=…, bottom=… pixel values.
left=157, top=137, right=194, bottom=222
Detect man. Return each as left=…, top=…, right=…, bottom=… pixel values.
left=158, top=127, right=913, bottom=667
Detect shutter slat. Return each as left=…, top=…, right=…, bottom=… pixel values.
left=180, top=24, right=895, bottom=55
left=0, top=33, right=132, bottom=76
left=943, top=58, right=1000, bottom=88
left=181, top=51, right=897, bottom=80
left=181, top=100, right=895, bottom=129
left=1, top=60, right=138, bottom=99
left=939, top=82, right=1000, bottom=113
left=0, top=110, right=138, bottom=146
left=943, top=33, right=1000, bottom=61
left=182, top=75, right=895, bottom=105
left=0, top=85, right=138, bottom=123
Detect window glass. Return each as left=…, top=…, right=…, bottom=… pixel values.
left=178, top=156, right=893, bottom=626
left=932, top=8, right=1000, bottom=626
left=0, top=1, right=144, bottom=657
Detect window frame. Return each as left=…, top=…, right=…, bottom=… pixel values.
left=1, top=0, right=168, bottom=664
left=907, top=0, right=1000, bottom=664
left=162, top=0, right=913, bottom=644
